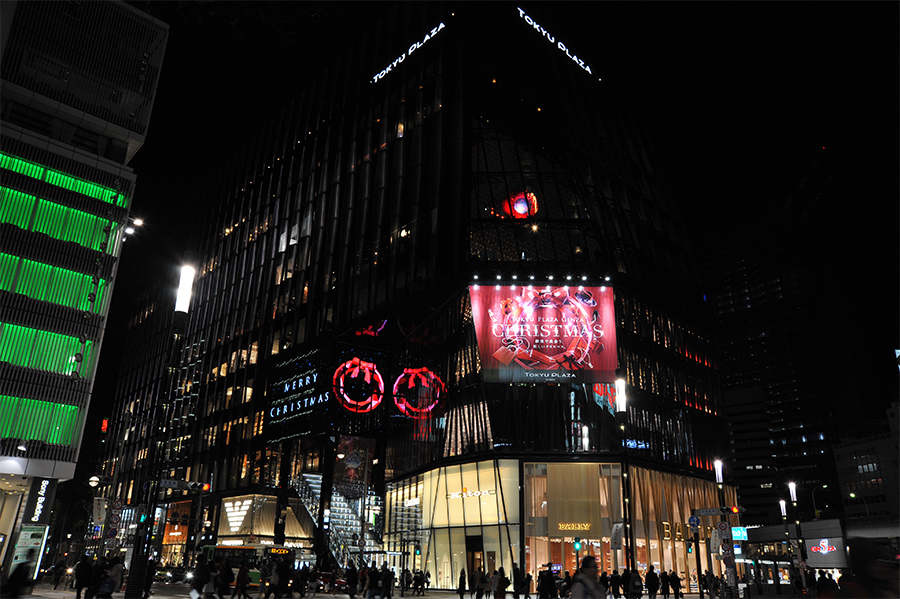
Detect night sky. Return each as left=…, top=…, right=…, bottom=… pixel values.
left=81, top=1, right=898, bottom=472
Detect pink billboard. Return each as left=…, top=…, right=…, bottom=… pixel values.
left=469, top=285, right=617, bottom=383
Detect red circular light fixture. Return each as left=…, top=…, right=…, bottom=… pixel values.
left=333, top=357, right=384, bottom=413
left=392, top=367, right=445, bottom=419
left=502, top=191, right=539, bottom=219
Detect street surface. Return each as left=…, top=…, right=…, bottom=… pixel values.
left=25, top=580, right=771, bottom=599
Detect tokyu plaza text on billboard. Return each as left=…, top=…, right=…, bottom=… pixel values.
left=470, top=285, right=617, bottom=383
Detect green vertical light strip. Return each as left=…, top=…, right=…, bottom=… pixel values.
left=2, top=189, right=121, bottom=253
left=0, top=323, right=94, bottom=376
left=0, top=254, right=107, bottom=311
left=0, top=152, right=128, bottom=207
left=0, top=253, right=18, bottom=292
left=0, top=187, right=36, bottom=228
left=0, top=395, right=80, bottom=446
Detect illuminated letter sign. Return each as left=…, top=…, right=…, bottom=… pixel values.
left=558, top=523, right=591, bottom=531
left=372, top=22, right=446, bottom=83
left=516, top=8, right=594, bottom=75
left=469, top=285, right=617, bottom=383
left=21, top=478, right=57, bottom=526
left=447, top=488, right=495, bottom=499
left=811, top=539, right=837, bottom=554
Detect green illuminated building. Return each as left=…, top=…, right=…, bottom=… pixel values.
left=0, top=0, right=167, bottom=565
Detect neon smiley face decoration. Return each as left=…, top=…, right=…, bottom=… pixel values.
left=392, top=367, right=445, bottom=419
left=332, top=357, right=385, bottom=413
left=502, top=191, right=539, bottom=219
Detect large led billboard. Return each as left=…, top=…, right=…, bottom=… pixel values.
left=469, top=285, right=617, bottom=383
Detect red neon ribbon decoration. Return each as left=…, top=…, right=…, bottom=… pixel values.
left=392, top=367, right=445, bottom=419
left=333, top=357, right=384, bottom=413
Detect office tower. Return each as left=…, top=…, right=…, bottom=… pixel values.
left=104, top=4, right=736, bottom=584
left=0, top=0, right=167, bottom=568
left=702, top=150, right=850, bottom=524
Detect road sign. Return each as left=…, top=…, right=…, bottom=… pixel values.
left=358, top=539, right=366, bottom=548
left=110, top=514, right=121, bottom=525
left=160, top=479, right=182, bottom=489
left=113, top=499, right=124, bottom=510
left=693, top=508, right=721, bottom=516
left=724, top=557, right=733, bottom=567
left=108, top=528, right=118, bottom=538
left=688, top=515, right=701, bottom=527
left=718, top=522, right=729, bottom=532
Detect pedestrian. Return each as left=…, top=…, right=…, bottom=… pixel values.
left=569, top=556, right=602, bottom=599
left=471, top=569, right=481, bottom=599
left=204, top=560, right=219, bottom=599
left=345, top=562, right=358, bottom=599
left=98, top=556, right=123, bottom=598
left=5, top=548, right=37, bottom=598
left=379, top=563, right=394, bottom=599
left=609, top=570, right=621, bottom=599
left=496, top=567, right=510, bottom=599
left=629, top=568, right=642, bottom=598
left=275, top=557, right=291, bottom=599
left=191, top=557, right=212, bottom=598
left=645, top=566, right=659, bottom=599
left=459, top=570, right=468, bottom=599
left=232, top=562, right=251, bottom=599
left=512, top=563, right=524, bottom=599
left=658, top=570, right=669, bottom=599
left=53, top=559, right=69, bottom=589
left=259, top=561, right=272, bottom=599
left=668, top=572, right=681, bottom=599
left=620, top=569, right=631, bottom=599
left=74, top=555, right=93, bottom=599
left=559, top=571, right=572, bottom=597
left=218, top=560, right=234, bottom=599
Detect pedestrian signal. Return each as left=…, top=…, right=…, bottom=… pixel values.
left=686, top=540, right=693, bottom=554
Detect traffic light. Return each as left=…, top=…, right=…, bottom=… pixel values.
left=721, top=506, right=745, bottom=515
left=686, top=540, right=693, bottom=554
left=415, top=543, right=421, bottom=556
left=187, top=482, right=211, bottom=492
left=574, top=538, right=581, bottom=552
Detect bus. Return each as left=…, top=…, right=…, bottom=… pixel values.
left=197, top=545, right=296, bottom=588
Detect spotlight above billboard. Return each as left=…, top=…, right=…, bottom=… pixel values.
left=469, top=285, right=617, bottom=383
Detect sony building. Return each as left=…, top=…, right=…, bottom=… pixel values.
left=0, top=0, right=167, bottom=570
left=111, top=3, right=737, bottom=588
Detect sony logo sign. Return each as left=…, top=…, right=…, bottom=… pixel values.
left=31, top=479, right=50, bottom=522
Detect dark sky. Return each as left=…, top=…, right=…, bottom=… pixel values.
left=85, top=2, right=898, bottom=463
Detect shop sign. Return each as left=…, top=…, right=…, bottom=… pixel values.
left=610, top=523, right=624, bottom=550
left=558, top=523, right=591, bottom=531
left=469, top=285, right=617, bottom=383
left=447, top=488, right=495, bottom=499
left=810, top=539, right=837, bottom=554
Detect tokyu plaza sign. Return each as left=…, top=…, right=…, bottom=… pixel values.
left=516, top=8, right=594, bottom=75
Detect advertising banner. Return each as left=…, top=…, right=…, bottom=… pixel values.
left=806, top=537, right=847, bottom=568
left=470, top=285, right=617, bottom=383
left=333, top=436, right=375, bottom=500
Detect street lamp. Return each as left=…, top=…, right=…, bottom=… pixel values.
left=812, top=485, right=828, bottom=519
left=615, top=378, right=634, bottom=571
left=848, top=493, right=870, bottom=518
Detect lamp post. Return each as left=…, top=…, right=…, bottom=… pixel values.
left=124, top=258, right=196, bottom=599
left=848, top=493, right=870, bottom=518
left=615, top=378, right=634, bottom=571
left=788, top=482, right=806, bottom=577
left=812, top=486, right=828, bottom=520
left=778, top=500, right=789, bottom=592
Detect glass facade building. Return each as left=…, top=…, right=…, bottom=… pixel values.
left=100, top=3, right=735, bottom=589
left=0, top=0, right=167, bottom=568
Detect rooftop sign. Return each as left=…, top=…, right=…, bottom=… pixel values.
left=517, top=8, right=594, bottom=75
left=372, top=22, right=447, bottom=83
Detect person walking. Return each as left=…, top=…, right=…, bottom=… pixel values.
left=470, top=569, right=482, bottom=599
left=52, top=559, right=69, bottom=589
left=218, top=560, right=235, bottom=599
left=379, top=563, right=394, bottom=599
left=496, top=567, right=510, bottom=599
left=668, top=572, right=681, bottom=599
left=621, top=569, right=631, bottom=599
left=74, top=555, right=93, bottom=599
left=345, top=562, right=358, bottom=599
left=628, top=569, right=643, bottom=599
left=645, top=566, right=659, bottom=599
left=191, top=557, right=212, bottom=598
left=659, top=570, right=669, bottom=599
left=609, top=570, right=621, bottom=599
left=232, top=562, right=252, bottom=599
left=5, top=548, right=37, bottom=598
left=568, top=556, right=602, bottom=599
left=458, top=570, right=468, bottom=599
